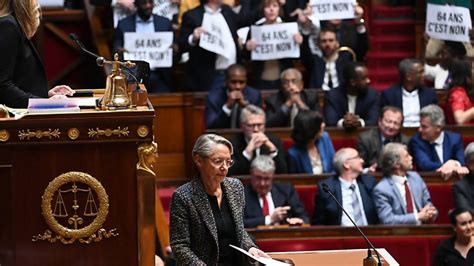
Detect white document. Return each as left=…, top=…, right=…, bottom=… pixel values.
left=39, top=0, right=63, bottom=7
left=200, top=13, right=235, bottom=59
left=251, top=22, right=300, bottom=61
left=27, top=98, right=80, bottom=113
left=426, top=3, right=472, bottom=43
left=124, top=32, right=173, bottom=68
left=237, top=27, right=250, bottom=45
left=153, top=0, right=179, bottom=20
left=229, top=245, right=290, bottom=266
left=309, top=0, right=356, bottom=21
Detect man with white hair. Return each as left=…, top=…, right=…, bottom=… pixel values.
left=409, top=104, right=468, bottom=179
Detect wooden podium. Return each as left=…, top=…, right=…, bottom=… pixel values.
left=0, top=106, right=155, bottom=266
left=269, top=249, right=399, bottom=266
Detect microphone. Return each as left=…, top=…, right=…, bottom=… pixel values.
left=321, top=183, right=382, bottom=266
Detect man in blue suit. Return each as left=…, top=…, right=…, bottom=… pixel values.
left=323, top=62, right=379, bottom=129
left=374, top=143, right=438, bottom=224
left=312, top=148, right=378, bottom=225
left=380, top=58, right=437, bottom=127
left=244, top=155, right=308, bottom=228
left=409, top=104, right=468, bottom=178
left=113, top=0, right=174, bottom=92
left=205, top=64, right=261, bottom=129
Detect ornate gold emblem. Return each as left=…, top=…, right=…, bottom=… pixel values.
left=18, top=128, right=60, bottom=140
left=32, top=172, right=118, bottom=244
left=0, top=130, right=9, bottom=142
left=137, top=142, right=158, bottom=176
left=68, top=128, right=80, bottom=140
left=137, top=125, right=149, bottom=138
left=88, top=127, right=129, bottom=138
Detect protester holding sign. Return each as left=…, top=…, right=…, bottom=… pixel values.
left=244, top=0, right=302, bottom=90
left=425, top=41, right=467, bottom=90
left=113, top=0, right=175, bottom=92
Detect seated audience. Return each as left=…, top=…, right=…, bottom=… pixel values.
left=244, top=0, right=302, bottom=90
left=323, top=62, right=379, bottom=129
left=432, top=208, right=474, bottom=266
left=409, top=104, right=468, bottom=178
left=374, top=143, right=438, bottom=225
left=357, top=106, right=410, bottom=169
left=453, top=143, right=474, bottom=213
left=308, top=27, right=352, bottom=90
left=243, top=155, right=309, bottom=228
left=287, top=110, right=335, bottom=174
left=380, top=58, right=438, bottom=127
left=425, top=41, right=467, bottom=90
left=264, top=68, right=320, bottom=127
left=113, top=0, right=174, bottom=92
left=229, top=104, right=287, bottom=175
left=312, top=148, right=378, bottom=226
left=205, top=64, right=261, bottom=129
left=446, top=58, right=474, bottom=125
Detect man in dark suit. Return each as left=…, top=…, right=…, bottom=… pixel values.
left=178, top=0, right=250, bottom=91
left=357, top=106, right=410, bottom=168
left=264, top=68, right=320, bottom=127
left=243, top=155, right=308, bottom=228
left=374, top=143, right=438, bottom=224
left=409, top=104, right=468, bottom=178
left=323, top=62, right=379, bottom=129
left=312, top=148, right=378, bottom=226
left=453, top=143, right=474, bottom=213
left=380, top=58, right=438, bottom=127
left=113, top=0, right=174, bottom=92
left=205, top=64, right=261, bottom=129
left=229, top=104, right=287, bottom=176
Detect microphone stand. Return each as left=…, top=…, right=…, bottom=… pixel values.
left=322, top=184, right=382, bottom=266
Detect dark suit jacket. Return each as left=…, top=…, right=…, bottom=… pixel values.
left=312, top=175, right=379, bottom=225
left=357, top=128, right=410, bottom=168
left=170, top=177, right=257, bottom=265
left=0, top=15, right=48, bottom=108
left=409, top=131, right=465, bottom=171
left=453, top=174, right=474, bottom=213
left=380, top=84, right=438, bottom=111
left=229, top=132, right=287, bottom=176
left=243, top=183, right=309, bottom=228
left=308, top=53, right=352, bottom=89
left=178, top=5, right=250, bottom=91
left=264, top=90, right=320, bottom=127
left=331, top=20, right=369, bottom=61
left=323, top=86, right=380, bottom=127
left=205, top=86, right=262, bottom=129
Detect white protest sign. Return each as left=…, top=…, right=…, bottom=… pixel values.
left=124, top=32, right=173, bottom=68
left=309, top=0, right=356, bottom=21
left=251, top=22, right=300, bottom=61
left=199, top=13, right=235, bottom=59
left=153, top=0, right=178, bottom=21
left=426, top=3, right=472, bottom=43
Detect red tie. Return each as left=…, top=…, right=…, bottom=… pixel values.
left=404, top=180, right=414, bottom=213
left=261, top=196, right=269, bottom=216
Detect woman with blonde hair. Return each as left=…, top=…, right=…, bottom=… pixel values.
left=0, top=0, right=74, bottom=108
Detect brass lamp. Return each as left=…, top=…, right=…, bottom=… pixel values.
left=100, top=54, right=135, bottom=110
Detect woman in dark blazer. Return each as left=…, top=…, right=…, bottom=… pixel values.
left=288, top=110, right=335, bottom=174
left=169, top=134, right=269, bottom=265
left=0, top=0, right=74, bottom=108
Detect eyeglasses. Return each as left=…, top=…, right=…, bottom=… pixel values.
left=244, top=123, right=264, bottom=129
left=207, top=157, right=234, bottom=168
left=346, top=155, right=361, bottom=161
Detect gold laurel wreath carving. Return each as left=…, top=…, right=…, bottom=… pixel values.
left=88, top=127, right=129, bottom=138
left=67, top=128, right=80, bottom=140
left=0, top=130, right=9, bottom=142
left=136, top=125, right=149, bottom=138
left=18, top=128, right=60, bottom=140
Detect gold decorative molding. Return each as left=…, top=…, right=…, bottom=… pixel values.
left=137, top=142, right=158, bottom=176
left=137, top=125, right=149, bottom=138
left=88, top=127, right=129, bottom=138
left=0, top=130, right=9, bottom=142
left=18, top=129, right=60, bottom=140
left=32, top=171, right=118, bottom=244
left=68, top=128, right=80, bottom=140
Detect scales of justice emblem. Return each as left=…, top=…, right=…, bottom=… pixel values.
left=33, top=171, right=118, bottom=244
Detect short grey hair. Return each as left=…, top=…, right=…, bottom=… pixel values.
left=240, top=104, right=265, bottom=124
left=332, top=148, right=355, bottom=174
left=250, top=155, right=275, bottom=174
left=280, top=68, right=303, bottom=81
left=380, top=143, right=406, bottom=176
left=399, top=58, right=422, bottom=80
left=192, top=134, right=233, bottom=157
left=465, top=142, right=474, bottom=164
left=420, top=104, right=445, bottom=127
